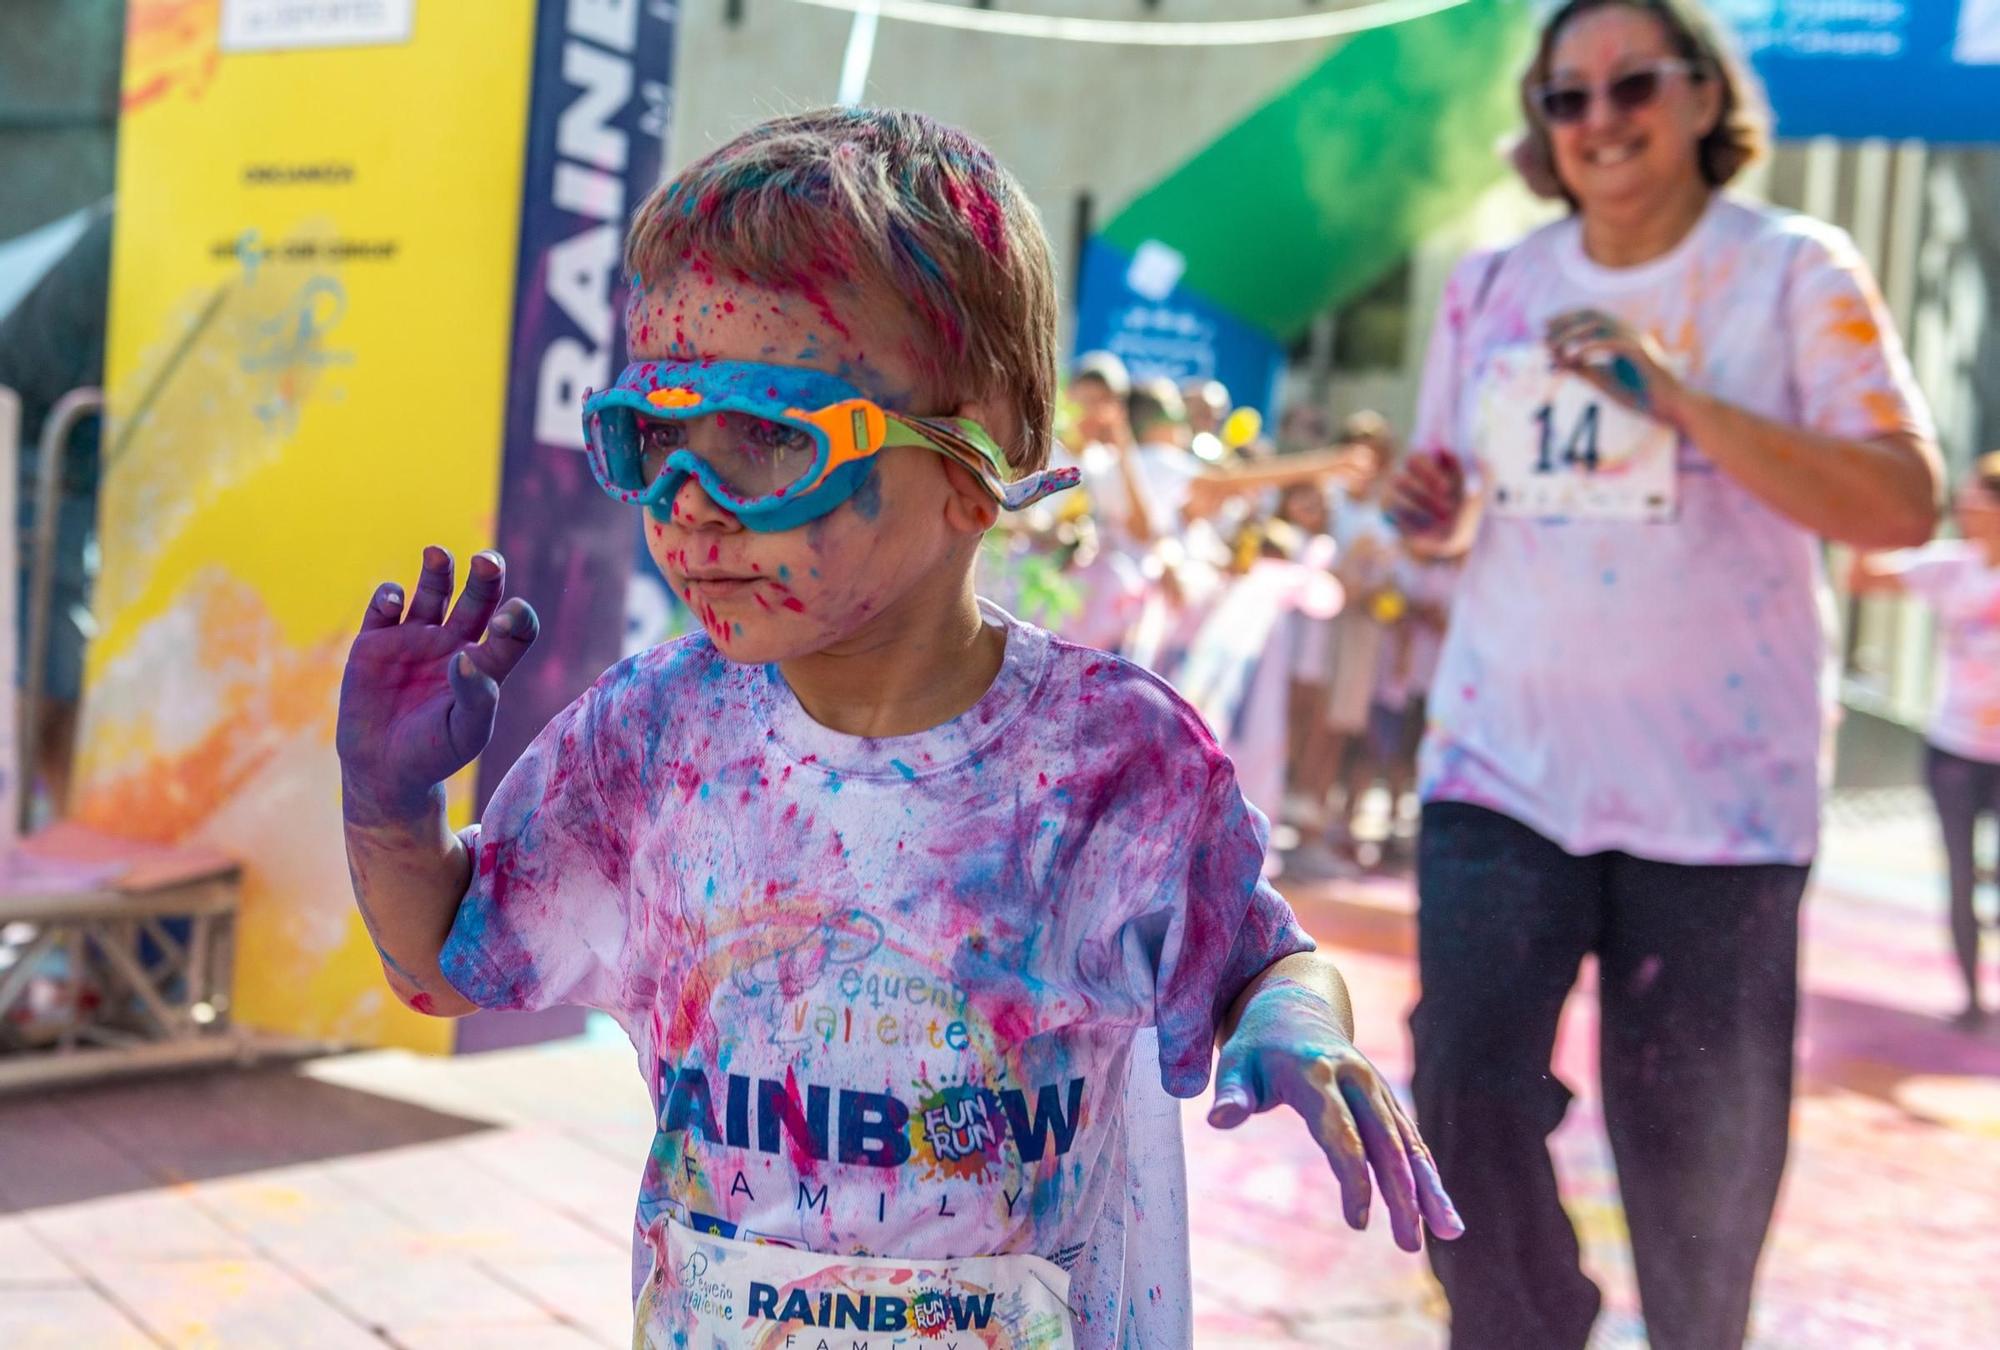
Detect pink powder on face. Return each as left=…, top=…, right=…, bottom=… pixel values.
left=794, top=276, right=854, bottom=341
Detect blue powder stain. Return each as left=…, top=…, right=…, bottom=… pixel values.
left=704, top=877, right=716, bottom=900
left=437, top=897, right=543, bottom=1001
left=1602, top=569, right=1617, bottom=586
left=1610, top=355, right=1651, bottom=410
left=1726, top=672, right=1744, bottom=690
left=777, top=564, right=792, bottom=582
left=699, top=783, right=710, bottom=800
left=732, top=623, right=743, bottom=637
left=849, top=468, right=884, bottom=521
left=890, top=759, right=917, bottom=781
left=809, top=567, right=822, bottom=580
left=890, top=223, right=945, bottom=283
left=827, top=772, right=843, bottom=794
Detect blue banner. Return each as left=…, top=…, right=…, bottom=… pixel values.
left=479, top=0, right=675, bottom=810
left=1718, top=0, right=2000, bottom=142
left=1072, top=236, right=1285, bottom=424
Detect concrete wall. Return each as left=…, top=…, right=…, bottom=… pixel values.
left=667, top=1, right=1340, bottom=307
left=0, top=0, right=122, bottom=241
left=1315, top=174, right=1554, bottom=436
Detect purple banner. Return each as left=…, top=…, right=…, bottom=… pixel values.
left=479, top=0, right=676, bottom=812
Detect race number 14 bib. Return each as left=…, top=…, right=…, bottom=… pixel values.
left=1478, top=343, right=1681, bottom=522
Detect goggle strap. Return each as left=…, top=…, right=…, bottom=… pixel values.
left=998, top=466, right=1083, bottom=510
left=882, top=415, right=1081, bottom=511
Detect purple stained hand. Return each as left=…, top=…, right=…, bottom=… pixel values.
left=336, top=546, right=540, bottom=825
left=1386, top=447, right=1465, bottom=538
left=1208, top=980, right=1463, bottom=1252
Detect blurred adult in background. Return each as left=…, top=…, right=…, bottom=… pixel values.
left=1389, top=3, right=1939, bottom=1346
left=1070, top=360, right=1191, bottom=561
left=1, top=201, right=112, bottom=823
left=1039, top=351, right=1147, bottom=652
left=1181, top=377, right=1232, bottom=465
left=1850, top=450, right=2000, bottom=1032
left=1119, top=376, right=1199, bottom=544
left=1277, top=400, right=1332, bottom=455
left=1181, top=378, right=1228, bottom=435
left=1124, top=378, right=1226, bottom=671
left=1067, top=349, right=1132, bottom=450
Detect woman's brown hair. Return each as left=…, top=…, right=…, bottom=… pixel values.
left=1512, top=0, right=1769, bottom=205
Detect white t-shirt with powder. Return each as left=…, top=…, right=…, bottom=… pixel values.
left=1413, top=196, right=1933, bottom=864
left=1081, top=442, right=1203, bottom=557
left=1881, top=540, right=2000, bottom=763
left=439, top=604, right=1310, bottom=1346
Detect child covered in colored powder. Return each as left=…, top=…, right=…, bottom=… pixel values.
left=1852, top=450, right=2000, bottom=1031
left=337, top=109, right=1459, bottom=1349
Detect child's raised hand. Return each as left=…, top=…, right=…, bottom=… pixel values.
left=337, top=547, right=539, bottom=823
left=1208, top=981, right=1463, bottom=1253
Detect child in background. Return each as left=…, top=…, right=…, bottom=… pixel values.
left=1271, top=481, right=1341, bottom=791
left=336, top=109, right=1458, bottom=1349
left=1852, top=451, right=2000, bottom=1031
left=1125, top=377, right=1200, bottom=533
left=1118, top=379, right=1215, bottom=671
left=1290, top=422, right=1401, bottom=858
left=1053, top=354, right=1147, bottom=652
left=1356, top=549, right=1458, bottom=865
left=1074, top=367, right=1192, bottom=561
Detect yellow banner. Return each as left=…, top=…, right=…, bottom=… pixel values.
left=81, top=0, right=538, bottom=1050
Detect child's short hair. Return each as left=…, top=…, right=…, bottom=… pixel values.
left=1070, top=350, right=1131, bottom=399
left=1129, top=377, right=1187, bottom=439
left=1336, top=409, right=1396, bottom=467
left=627, top=107, right=1058, bottom=474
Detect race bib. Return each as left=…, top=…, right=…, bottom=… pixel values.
left=1477, top=343, right=1680, bottom=522
left=635, top=1217, right=1076, bottom=1349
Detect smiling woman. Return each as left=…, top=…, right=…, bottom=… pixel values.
left=1385, top=3, right=1943, bottom=1349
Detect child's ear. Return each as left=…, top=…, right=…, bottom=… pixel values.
left=939, top=394, right=1014, bottom=536
left=954, top=395, right=1023, bottom=466
left=939, top=459, right=1001, bottom=535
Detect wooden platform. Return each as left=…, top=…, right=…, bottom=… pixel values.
left=0, top=824, right=285, bottom=1093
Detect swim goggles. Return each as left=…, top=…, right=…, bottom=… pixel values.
left=581, top=359, right=1078, bottom=531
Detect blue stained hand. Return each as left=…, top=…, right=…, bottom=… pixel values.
left=1208, top=981, right=1464, bottom=1252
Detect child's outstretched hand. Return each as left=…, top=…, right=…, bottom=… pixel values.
left=337, top=547, right=539, bottom=821
left=1208, top=980, right=1463, bottom=1252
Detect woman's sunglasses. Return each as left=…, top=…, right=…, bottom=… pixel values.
left=1535, top=59, right=1698, bottom=125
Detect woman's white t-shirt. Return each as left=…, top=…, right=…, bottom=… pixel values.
left=1414, top=196, right=1932, bottom=865
left=1880, top=540, right=2000, bottom=763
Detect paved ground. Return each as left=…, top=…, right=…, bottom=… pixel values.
left=4, top=793, right=1997, bottom=1347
